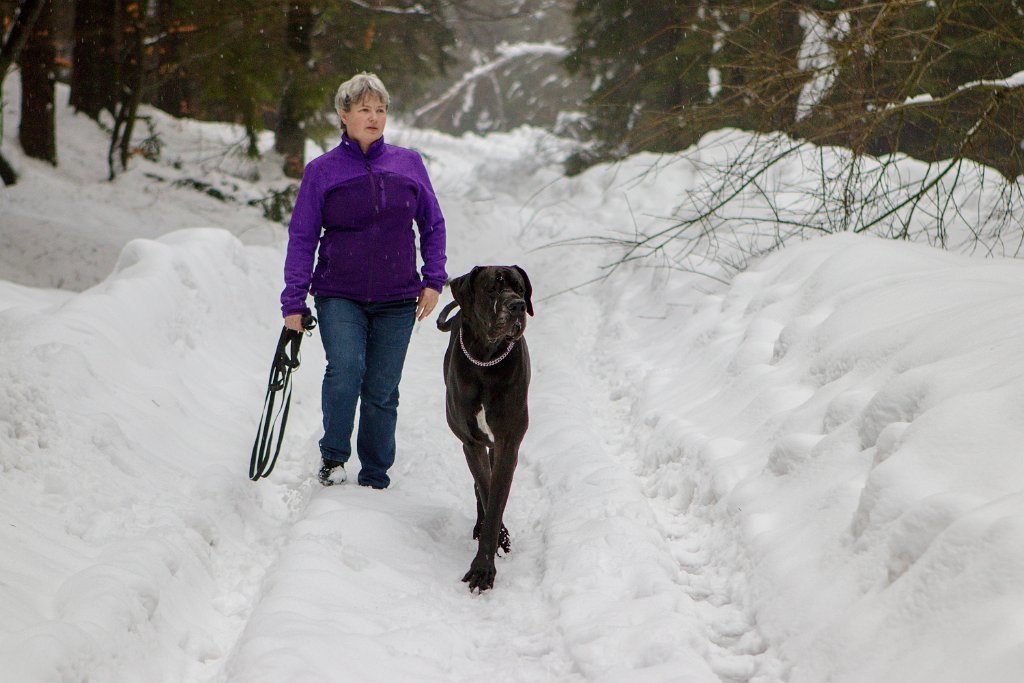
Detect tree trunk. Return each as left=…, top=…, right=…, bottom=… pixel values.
left=275, top=0, right=313, bottom=179
left=107, top=0, right=145, bottom=179
left=0, top=152, right=17, bottom=185
left=18, top=0, right=56, bottom=164
left=70, top=0, right=119, bottom=118
left=151, top=0, right=191, bottom=117
left=0, top=0, right=47, bottom=77
left=0, top=0, right=49, bottom=185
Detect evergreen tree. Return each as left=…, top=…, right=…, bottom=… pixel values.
left=151, top=0, right=195, bottom=117
left=271, top=0, right=454, bottom=172
left=185, top=1, right=281, bottom=155
left=707, top=1, right=805, bottom=132
left=276, top=0, right=314, bottom=178
left=566, top=0, right=707, bottom=168
left=56, top=0, right=453, bottom=177
left=179, top=1, right=453, bottom=161
left=69, top=0, right=118, bottom=118
left=566, top=0, right=810, bottom=168
left=317, top=0, right=453, bottom=108
left=567, top=0, right=1024, bottom=178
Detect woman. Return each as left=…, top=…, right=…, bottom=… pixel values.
left=280, top=72, right=447, bottom=489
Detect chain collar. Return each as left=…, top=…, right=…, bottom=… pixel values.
left=459, top=328, right=515, bottom=367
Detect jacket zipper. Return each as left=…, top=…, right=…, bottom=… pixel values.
left=365, top=159, right=378, bottom=300
left=366, top=160, right=379, bottom=214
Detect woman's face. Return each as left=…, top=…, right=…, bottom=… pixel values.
left=341, top=95, right=387, bottom=151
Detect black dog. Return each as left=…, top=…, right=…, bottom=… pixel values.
left=437, top=265, right=533, bottom=592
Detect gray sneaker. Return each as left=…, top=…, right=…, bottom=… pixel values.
left=317, top=460, right=347, bottom=486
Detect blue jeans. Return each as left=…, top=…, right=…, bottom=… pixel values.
left=314, top=296, right=417, bottom=488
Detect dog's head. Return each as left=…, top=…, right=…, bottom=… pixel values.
left=449, top=265, right=533, bottom=343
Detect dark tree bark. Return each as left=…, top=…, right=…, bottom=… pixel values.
left=151, top=0, right=192, bottom=117
left=18, top=0, right=57, bottom=164
left=1, top=0, right=49, bottom=184
left=107, top=0, right=144, bottom=179
left=0, top=0, right=46, bottom=76
left=0, top=153, right=16, bottom=185
left=275, top=0, right=313, bottom=179
left=69, top=0, right=119, bottom=118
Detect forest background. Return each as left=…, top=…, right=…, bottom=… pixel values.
left=3, top=0, right=1024, bottom=266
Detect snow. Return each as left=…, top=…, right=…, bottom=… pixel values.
left=4, top=73, right=1024, bottom=682
left=795, top=10, right=847, bottom=121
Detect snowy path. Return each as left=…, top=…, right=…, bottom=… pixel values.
left=200, top=129, right=785, bottom=681
left=220, top=247, right=783, bottom=680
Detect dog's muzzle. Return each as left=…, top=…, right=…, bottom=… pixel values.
left=491, top=296, right=528, bottom=342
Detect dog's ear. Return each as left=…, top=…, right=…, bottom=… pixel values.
left=513, top=265, right=533, bottom=316
left=449, top=266, right=483, bottom=309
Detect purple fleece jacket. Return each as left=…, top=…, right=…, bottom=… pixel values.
left=280, top=133, right=448, bottom=316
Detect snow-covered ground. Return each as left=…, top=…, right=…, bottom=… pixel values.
left=3, top=75, right=1024, bottom=682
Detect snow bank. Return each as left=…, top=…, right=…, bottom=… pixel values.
left=606, top=234, right=1024, bottom=682
left=1, top=76, right=285, bottom=291
left=0, top=229, right=308, bottom=681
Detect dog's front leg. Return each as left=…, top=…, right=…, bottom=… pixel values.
left=462, top=441, right=490, bottom=535
left=463, top=438, right=520, bottom=592
left=470, top=452, right=511, bottom=553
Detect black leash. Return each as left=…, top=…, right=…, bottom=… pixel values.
left=249, top=314, right=317, bottom=481
left=436, top=300, right=459, bottom=331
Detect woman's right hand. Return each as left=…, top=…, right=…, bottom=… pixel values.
left=284, top=314, right=305, bottom=332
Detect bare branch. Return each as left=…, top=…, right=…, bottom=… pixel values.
left=344, top=0, right=430, bottom=16
left=412, top=41, right=567, bottom=120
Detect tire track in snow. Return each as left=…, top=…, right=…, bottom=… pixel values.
left=586, top=299, right=789, bottom=683
left=512, top=292, right=729, bottom=682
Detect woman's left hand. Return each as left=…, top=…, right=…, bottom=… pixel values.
left=416, top=287, right=440, bottom=322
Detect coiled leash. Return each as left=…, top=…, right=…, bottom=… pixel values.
left=249, top=314, right=317, bottom=481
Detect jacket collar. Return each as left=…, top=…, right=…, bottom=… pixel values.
left=340, top=132, right=386, bottom=161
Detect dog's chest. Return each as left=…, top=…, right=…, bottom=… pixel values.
left=475, top=406, right=495, bottom=441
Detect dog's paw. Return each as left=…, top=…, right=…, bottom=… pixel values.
left=462, top=557, right=496, bottom=592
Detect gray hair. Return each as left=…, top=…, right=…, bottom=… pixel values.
left=334, top=72, right=391, bottom=114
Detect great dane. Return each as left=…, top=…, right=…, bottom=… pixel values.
left=437, top=265, right=533, bottom=592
